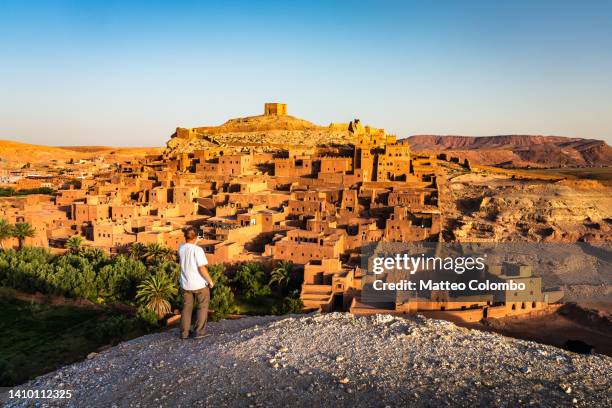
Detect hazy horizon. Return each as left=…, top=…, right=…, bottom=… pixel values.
left=1, top=1, right=611, bottom=146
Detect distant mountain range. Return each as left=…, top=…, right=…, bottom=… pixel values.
left=2, top=134, right=611, bottom=170
left=403, top=135, right=612, bottom=168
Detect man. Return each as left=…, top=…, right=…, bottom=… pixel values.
left=178, top=226, right=214, bottom=340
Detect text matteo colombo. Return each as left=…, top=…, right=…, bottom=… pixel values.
left=370, top=254, right=526, bottom=292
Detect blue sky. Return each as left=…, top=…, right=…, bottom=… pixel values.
left=1, top=1, right=611, bottom=146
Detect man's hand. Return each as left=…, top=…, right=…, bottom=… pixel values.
left=198, top=265, right=214, bottom=289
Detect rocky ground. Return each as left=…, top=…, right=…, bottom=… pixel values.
left=164, top=114, right=356, bottom=155
left=2, top=313, right=611, bottom=408
left=440, top=171, right=612, bottom=243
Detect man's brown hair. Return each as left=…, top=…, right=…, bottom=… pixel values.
left=183, top=226, right=198, bottom=240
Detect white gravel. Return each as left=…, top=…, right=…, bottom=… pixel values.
left=2, top=313, right=611, bottom=407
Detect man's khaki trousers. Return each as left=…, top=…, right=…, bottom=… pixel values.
left=180, top=287, right=210, bottom=338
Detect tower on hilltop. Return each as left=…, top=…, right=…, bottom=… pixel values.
left=264, top=102, right=287, bottom=116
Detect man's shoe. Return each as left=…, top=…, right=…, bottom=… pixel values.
left=193, top=332, right=210, bottom=339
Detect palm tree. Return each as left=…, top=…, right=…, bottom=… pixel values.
left=83, top=247, right=108, bottom=265
left=65, top=235, right=84, bottom=254
left=232, top=262, right=271, bottom=300
left=270, top=260, right=294, bottom=288
left=162, top=246, right=176, bottom=262
left=0, top=219, right=13, bottom=249
left=136, top=274, right=178, bottom=318
left=128, top=242, right=147, bottom=261
left=11, top=222, right=35, bottom=249
left=144, top=243, right=174, bottom=265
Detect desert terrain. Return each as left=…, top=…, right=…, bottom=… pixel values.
left=439, top=168, right=612, bottom=244
left=406, top=135, right=612, bottom=168
left=437, top=161, right=611, bottom=324
left=0, top=140, right=162, bottom=168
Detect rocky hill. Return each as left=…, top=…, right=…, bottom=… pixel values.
left=405, top=135, right=612, bottom=168
left=440, top=170, right=612, bottom=243
left=195, top=114, right=323, bottom=134
left=164, top=114, right=357, bottom=156
left=3, top=313, right=610, bottom=407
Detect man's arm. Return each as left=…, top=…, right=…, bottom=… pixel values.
left=198, top=265, right=215, bottom=288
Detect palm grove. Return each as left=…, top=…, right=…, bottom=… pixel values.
left=0, top=219, right=304, bottom=327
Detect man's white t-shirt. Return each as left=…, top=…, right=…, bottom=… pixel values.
left=178, top=242, right=209, bottom=291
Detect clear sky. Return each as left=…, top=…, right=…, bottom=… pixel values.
left=1, top=1, right=611, bottom=146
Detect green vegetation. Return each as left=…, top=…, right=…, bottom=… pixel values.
left=0, top=220, right=37, bottom=249
left=0, top=187, right=55, bottom=197
left=0, top=288, right=156, bottom=386
left=270, top=260, right=294, bottom=290
left=230, top=260, right=304, bottom=316
left=0, top=240, right=305, bottom=319
left=65, top=235, right=84, bottom=254
left=0, top=243, right=178, bottom=307
left=136, top=273, right=178, bottom=318
left=272, top=295, right=305, bottom=315
left=128, top=242, right=147, bottom=260
left=207, top=264, right=237, bottom=321
left=0, top=219, right=12, bottom=249
left=143, top=242, right=176, bottom=266
left=12, top=223, right=36, bottom=249
left=0, top=240, right=307, bottom=384
left=235, top=296, right=278, bottom=315
left=232, top=262, right=271, bottom=301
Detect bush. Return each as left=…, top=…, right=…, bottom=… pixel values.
left=0, top=187, right=55, bottom=197
left=208, top=263, right=229, bottom=285
left=209, top=284, right=236, bottom=321
left=81, top=248, right=109, bottom=269
left=271, top=296, right=304, bottom=315
left=0, top=246, right=263, bottom=323
left=0, top=357, right=19, bottom=386
left=51, top=255, right=98, bottom=300
left=0, top=246, right=179, bottom=304
left=95, top=255, right=148, bottom=301
left=136, top=305, right=160, bottom=328
left=206, top=264, right=237, bottom=321
left=92, top=315, right=137, bottom=343
left=232, top=262, right=271, bottom=301
left=0, top=248, right=56, bottom=292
